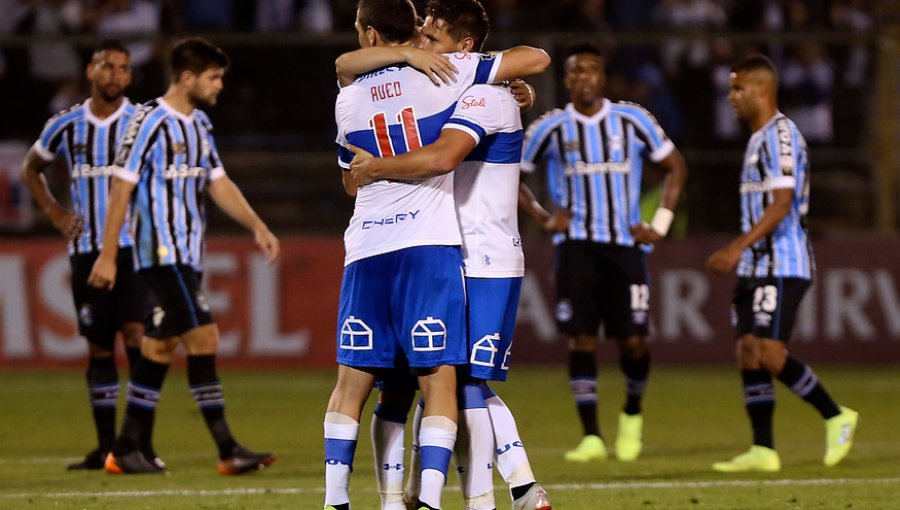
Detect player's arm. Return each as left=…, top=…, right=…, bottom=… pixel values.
left=335, top=46, right=458, bottom=87
left=341, top=170, right=358, bottom=198
left=518, top=178, right=570, bottom=232
left=492, top=46, right=551, bottom=83
left=20, top=147, right=83, bottom=239
left=87, top=176, right=135, bottom=290
left=630, top=148, right=689, bottom=245
left=706, top=188, right=792, bottom=275
left=349, top=129, right=476, bottom=186
left=208, top=176, right=280, bottom=263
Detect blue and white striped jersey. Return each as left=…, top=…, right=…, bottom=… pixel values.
left=32, top=98, right=138, bottom=254
left=736, top=113, right=813, bottom=279
left=521, top=100, right=675, bottom=247
left=112, top=98, right=226, bottom=272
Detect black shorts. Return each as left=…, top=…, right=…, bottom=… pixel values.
left=732, top=276, right=811, bottom=342
left=555, top=241, right=650, bottom=338
left=70, top=247, right=147, bottom=350
left=141, top=265, right=214, bottom=339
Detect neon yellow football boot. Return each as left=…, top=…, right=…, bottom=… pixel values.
left=824, top=406, right=859, bottom=467
left=564, top=434, right=608, bottom=462
left=712, top=445, right=781, bottom=472
left=615, top=413, right=643, bottom=462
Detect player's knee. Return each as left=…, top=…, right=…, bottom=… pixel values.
left=759, top=342, right=788, bottom=374
left=141, top=338, right=177, bottom=363
left=736, top=336, right=762, bottom=367
left=570, top=334, right=597, bottom=351
left=120, top=322, right=144, bottom=348
left=87, top=341, right=114, bottom=359
left=616, top=335, right=647, bottom=358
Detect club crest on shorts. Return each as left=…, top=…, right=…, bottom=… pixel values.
left=195, top=291, right=210, bottom=312
left=470, top=333, right=500, bottom=367
left=340, top=316, right=373, bottom=350
left=411, top=317, right=446, bottom=352
left=556, top=299, right=573, bottom=322
left=152, top=306, right=165, bottom=328
left=78, top=304, right=93, bottom=327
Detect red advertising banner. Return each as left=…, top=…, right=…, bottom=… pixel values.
left=1, top=235, right=898, bottom=368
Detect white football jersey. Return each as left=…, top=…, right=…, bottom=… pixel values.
left=335, top=52, right=503, bottom=266
left=443, top=84, right=524, bottom=278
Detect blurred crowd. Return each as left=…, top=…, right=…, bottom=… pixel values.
left=0, top=0, right=878, bottom=148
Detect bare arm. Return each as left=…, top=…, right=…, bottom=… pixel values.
left=341, top=169, right=358, bottom=197
left=518, top=177, right=570, bottom=232
left=20, top=148, right=83, bottom=239
left=706, top=188, right=792, bottom=274
left=335, top=46, right=458, bottom=87
left=630, top=148, right=689, bottom=244
left=349, top=130, right=476, bottom=186
left=493, top=46, right=551, bottom=83
left=87, top=176, right=135, bottom=289
left=208, top=176, right=280, bottom=263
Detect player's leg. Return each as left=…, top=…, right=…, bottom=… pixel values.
left=608, top=246, right=652, bottom=462
left=714, top=278, right=780, bottom=472
left=106, top=333, right=174, bottom=474
left=398, top=246, right=468, bottom=510
left=557, top=242, right=606, bottom=462
left=465, top=276, right=549, bottom=508
left=405, top=397, right=425, bottom=507
left=482, top=385, right=551, bottom=510
left=329, top=252, right=400, bottom=509
left=756, top=278, right=857, bottom=467
left=455, top=377, right=495, bottom=510
left=68, top=252, right=120, bottom=470
left=113, top=248, right=159, bottom=466
left=372, top=374, right=416, bottom=510
left=325, top=364, right=377, bottom=510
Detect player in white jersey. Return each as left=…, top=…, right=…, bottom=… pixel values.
left=346, top=1, right=551, bottom=509
left=325, top=1, right=550, bottom=509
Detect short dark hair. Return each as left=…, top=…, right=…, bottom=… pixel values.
left=93, top=38, right=130, bottom=59
left=357, top=0, right=417, bottom=44
left=425, top=0, right=490, bottom=52
left=731, top=53, right=778, bottom=77
left=564, top=41, right=604, bottom=62
left=169, top=37, right=230, bottom=79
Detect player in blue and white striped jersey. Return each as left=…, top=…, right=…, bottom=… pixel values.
left=21, top=39, right=148, bottom=471
left=707, top=54, right=857, bottom=473
left=87, top=37, right=280, bottom=476
left=520, top=42, right=688, bottom=464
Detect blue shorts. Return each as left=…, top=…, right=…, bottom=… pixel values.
left=465, top=277, right=522, bottom=382
left=337, top=245, right=467, bottom=369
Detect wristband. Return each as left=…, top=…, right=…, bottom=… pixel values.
left=649, top=207, right=674, bottom=236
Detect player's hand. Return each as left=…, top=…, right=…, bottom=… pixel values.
left=630, top=222, right=662, bottom=245
left=254, top=225, right=280, bottom=264
left=509, top=79, right=535, bottom=110
left=87, top=252, right=117, bottom=290
left=402, top=47, right=458, bottom=85
left=706, top=244, right=742, bottom=275
left=48, top=206, right=84, bottom=240
left=348, top=144, right=379, bottom=186
left=543, top=210, right=571, bottom=232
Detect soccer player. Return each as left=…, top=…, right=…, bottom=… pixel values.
left=87, top=37, right=280, bottom=475
left=520, top=42, right=688, bottom=463
left=326, top=1, right=549, bottom=509
left=706, top=54, right=858, bottom=472
left=347, top=2, right=552, bottom=509
left=20, top=39, right=152, bottom=471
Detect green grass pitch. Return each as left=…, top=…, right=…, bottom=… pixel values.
left=1, top=365, right=898, bottom=509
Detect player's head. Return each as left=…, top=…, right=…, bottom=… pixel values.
left=563, top=42, right=606, bottom=105
left=169, top=37, right=230, bottom=108
left=87, top=39, right=132, bottom=103
left=420, top=0, right=490, bottom=53
left=728, top=53, right=779, bottom=123
left=355, top=0, right=417, bottom=48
